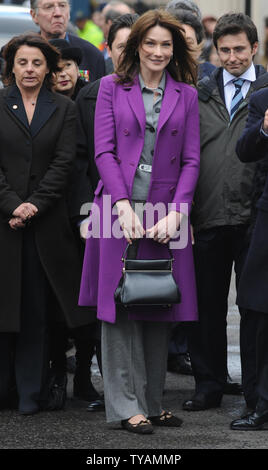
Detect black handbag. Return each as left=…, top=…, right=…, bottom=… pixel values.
left=114, top=243, right=181, bottom=308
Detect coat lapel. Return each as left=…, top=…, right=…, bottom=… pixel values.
left=156, top=73, right=181, bottom=135
left=5, top=85, right=30, bottom=133
left=4, top=84, right=57, bottom=138
left=125, top=76, right=146, bottom=135
left=30, top=85, right=57, bottom=138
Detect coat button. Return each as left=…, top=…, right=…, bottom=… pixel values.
left=155, top=107, right=160, bottom=113
left=123, top=129, right=129, bottom=136
left=169, top=186, right=176, bottom=192
left=171, top=156, right=176, bottom=163
left=171, top=129, right=178, bottom=135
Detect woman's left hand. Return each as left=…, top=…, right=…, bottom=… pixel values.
left=146, top=211, right=182, bottom=244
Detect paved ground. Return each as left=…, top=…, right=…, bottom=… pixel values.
left=0, top=276, right=267, bottom=451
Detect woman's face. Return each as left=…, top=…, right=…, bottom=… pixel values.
left=12, top=45, right=49, bottom=91
left=54, top=58, right=79, bottom=96
left=138, top=25, right=173, bottom=76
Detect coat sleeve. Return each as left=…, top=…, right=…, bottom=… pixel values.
left=171, top=89, right=200, bottom=213
left=236, top=92, right=268, bottom=163
left=26, top=100, right=76, bottom=215
left=94, top=77, right=129, bottom=206
left=0, top=169, right=23, bottom=217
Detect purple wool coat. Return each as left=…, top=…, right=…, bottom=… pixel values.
left=79, top=72, right=200, bottom=324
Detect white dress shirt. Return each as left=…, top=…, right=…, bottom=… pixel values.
left=223, top=63, right=256, bottom=115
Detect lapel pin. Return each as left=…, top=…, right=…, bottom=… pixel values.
left=12, top=105, right=18, bottom=110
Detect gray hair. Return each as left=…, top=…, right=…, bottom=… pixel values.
left=166, top=0, right=202, bottom=21
left=30, top=0, right=71, bottom=10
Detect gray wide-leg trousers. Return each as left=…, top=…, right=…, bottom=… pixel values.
left=101, top=310, right=172, bottom=423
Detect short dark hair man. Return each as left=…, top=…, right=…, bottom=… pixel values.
left=183, top=13, right=268, bottom=414
left=30, top=0, right=105, bottom=82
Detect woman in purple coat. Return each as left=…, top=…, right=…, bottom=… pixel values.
left=79, top=9, right=200, bottom=434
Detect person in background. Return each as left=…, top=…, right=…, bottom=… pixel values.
left=0, top=33, right=94, bottom=415
left=166, top=0, right=202, bottom=21
left=183, top=13, right=267, bottom=414
left=75, top=11, right=104, bottom=49
left=167, top=8, right=215, bottom=81
left=30, top=0, right=105, bottom=82
left=79, top=9, right=200, bottom=434
left=164, top=5, right=215, bottom=377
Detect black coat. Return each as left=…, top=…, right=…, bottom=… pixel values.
left=67, top=34, right=105, bottom=83
left=236, top=81, right=268, bottom=313
left=0, top=85, right=95, bottom=332
left=70, top=79, right=101, bottom=222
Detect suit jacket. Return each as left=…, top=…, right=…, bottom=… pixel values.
left=0, top=84, right=94, bottom=332
left=79, top=72, right=200, bottom=324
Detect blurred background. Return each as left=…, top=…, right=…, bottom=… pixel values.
left=1, top=1, right=268, bottom=66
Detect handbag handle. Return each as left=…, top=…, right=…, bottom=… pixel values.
left=121, top=241, right=174, bottom=262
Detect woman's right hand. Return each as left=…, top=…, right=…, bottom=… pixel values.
left=115, top=199, right=145, bottom=243
left=12, top=202, right=38, bottom=221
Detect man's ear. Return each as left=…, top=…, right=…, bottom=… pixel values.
left=30, top=9, right=39, bottom=26
left=252, top=41, right=259, bottom=56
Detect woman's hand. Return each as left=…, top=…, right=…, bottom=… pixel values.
left=12, top=202, right=38, bottom=221
left=146, top=211, right=182, bottom=244
left=115, top=199, right=145, bottom=243
left=9, top=217, right=26, bottom=230
left=80, top=217, right=90, bottom=240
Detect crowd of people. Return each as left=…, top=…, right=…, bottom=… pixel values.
left=1, top=0, right=268, bottom=435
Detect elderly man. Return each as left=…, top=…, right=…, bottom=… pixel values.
left=30, top=0, right=105, bottom=82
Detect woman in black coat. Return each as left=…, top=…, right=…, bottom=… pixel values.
left=0, top=33, right=93, bottom=415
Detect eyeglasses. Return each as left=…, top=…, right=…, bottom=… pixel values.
left=38, top=2, right=69, bottom=13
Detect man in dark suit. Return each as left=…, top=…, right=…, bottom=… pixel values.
left=30, top=0, right=105, bottom=82
left=183, top=13, right=268, bottom=414
left=230, top=86, right=268, bottom=430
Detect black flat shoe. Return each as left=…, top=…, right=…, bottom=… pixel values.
left=149, top=411, right=183, bottom=427
left=230, top=410, right=268, bottom=431
left=182, top=393, right=222, bottom=411
left=87, top=397, right=105, bottom=412
left=121, top=418, right=154, bottom=434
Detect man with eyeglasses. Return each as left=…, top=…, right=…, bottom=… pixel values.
left=30, top=0, right=105, bottom=82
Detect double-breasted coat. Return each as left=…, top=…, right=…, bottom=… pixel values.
left=0, top=84, right=94, bottom=332
left=79, top=72, right=200, bottom=324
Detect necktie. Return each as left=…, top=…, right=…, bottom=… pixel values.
left=230, top=78, right=245, bottom=121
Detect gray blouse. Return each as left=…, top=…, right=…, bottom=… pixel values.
left=131, top=72, right=166, bottom=202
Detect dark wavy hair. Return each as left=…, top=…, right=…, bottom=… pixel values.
left=2, top=33, right=60, bottom=89
left=116, top=9, right=197, bottom=85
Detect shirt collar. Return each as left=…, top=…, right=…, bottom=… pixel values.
left=139, top=71, right=166, bottom=92
left=223, top=62, right=256, bottom=87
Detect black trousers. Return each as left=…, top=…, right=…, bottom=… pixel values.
left=0, top=229, right=49, bottom=411
left=255, top=312, right=268, bottom=403
left=187, top=225, right=258, bottom=407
